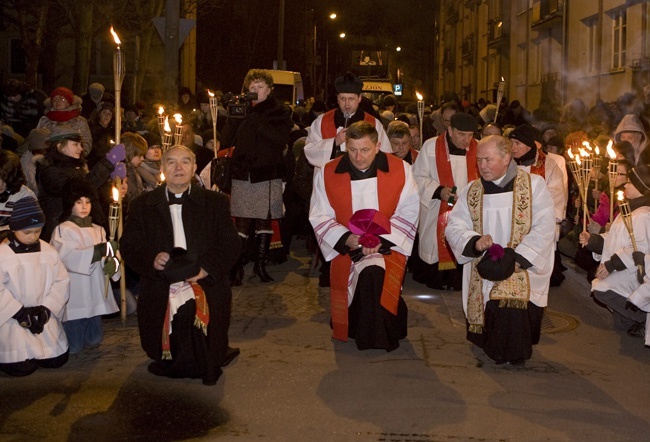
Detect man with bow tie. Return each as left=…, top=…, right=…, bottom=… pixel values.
left=121, top=145, right=241, bottom=385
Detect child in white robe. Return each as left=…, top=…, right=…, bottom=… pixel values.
left=0, top=196, right=70, bottom=376
left=50, top=178, right=119, bottom=354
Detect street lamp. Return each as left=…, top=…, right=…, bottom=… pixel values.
left=323, top=13, right=339, bottom=98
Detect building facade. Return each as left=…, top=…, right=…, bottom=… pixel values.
left=435, top=0, right=650, bottom=113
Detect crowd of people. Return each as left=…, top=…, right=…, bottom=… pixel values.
left=0, top=70, right=648, bottom=384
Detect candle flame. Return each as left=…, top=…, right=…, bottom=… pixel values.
left=173, top=113, right=183, bottom=124
left=110, top=27, right=121, bottom=45
left=158, top=106, right=164, bottom=116
left=164, top=116, right=171, bottom=132
left=112, top=186, right=119, bottom=203
left=617, top=190, right=625, bottom=201
left=606, top=140, right=615, bottom=159
left=415, top=91, right=423, bottom=101
left=160, top=172, right=165, bottom=181
left=208, top=89, right=214, bottom=98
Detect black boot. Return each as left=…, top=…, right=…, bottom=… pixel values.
left=253, top=233, right=274, bottom=282
left=230, top=236, right=247, bottom=287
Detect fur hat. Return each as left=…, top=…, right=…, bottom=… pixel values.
left=628, top=164, right=650, bottom=197
left=50, top=87, right=74, bottom=104
left=450, top=112, right=478, bottom=132
left=9, top=197, right=45, bottom=231
left=334, top=72, right=363, bottom=95
left=509, top=124, right=538, bottom=149
left=60, top=177, right=97, bottom=221
left=88, top=83, right=105, bottom=101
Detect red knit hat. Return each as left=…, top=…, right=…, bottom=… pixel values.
left=50, top=87, right=74, bottom=104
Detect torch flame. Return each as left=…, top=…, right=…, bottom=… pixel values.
left=173, top=113, right=183, bottom=124
left=112, top=186, right=119, bottom=203
left=158, top=106, right=164, bottom=116
left=582, top=141, right=593, bottom=151
left=578, top=148, right=589, bottom=157
left=575, top=155, right=582, bottom=166
left=110, top=27, right=121, bottom=46
left=415, top=91, right=423, bottom=101
left=606, top=140, right=615, bottom=159
left=567, top=149, right=574, bottom=159
left=617, top=190, right=625, bottom=201
left=501, top=77, right=505, bottom=82
left=164, top=116, right=171, bottom=133
left=160, top=172, right=165, bottom=181
left=208, top=89, right=214, bottom=98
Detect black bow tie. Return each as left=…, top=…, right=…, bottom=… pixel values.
left=168, top=191, right=187, bottom=206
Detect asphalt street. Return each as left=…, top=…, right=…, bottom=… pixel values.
left=1, top=242, right=649, bottom=441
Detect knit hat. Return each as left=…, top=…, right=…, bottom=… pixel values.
left=60, top=177, right=96, bottom=221
left=450, top=112, right=478, bottom=132
left=334, top=72, right=363, bottom=95
left=96, top=101, right=115, bottom=115
left=50, top=87, right=74, bottom=104
left=142, top=132, right=162, bottom=148
left=48, top=125, right=82, bottom=142
left=509, top=124, right=538, bottom=149
left=628, top=164, right=650, bottom=197
left=25, top=127, right=51, bottom=152
left=9, top=197, right=45, bottom=231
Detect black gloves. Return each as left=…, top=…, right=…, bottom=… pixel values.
left=632, top=251, right=646, bottom=283
left=13, top=306, right=51, bottom=334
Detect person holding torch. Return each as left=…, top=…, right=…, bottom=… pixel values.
left=579, top=164, right=650, bottom=338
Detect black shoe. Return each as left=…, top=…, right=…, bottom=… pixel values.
left=222, top=347, right=240, bottom=367
left=202, top=369, right=222, bottom=386
left=147, top=362, right=168, bottom=377
left=627, top=322, right=646, bottom=338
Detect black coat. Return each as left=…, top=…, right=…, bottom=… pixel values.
left=221, top=96, right=292, bottom=183
left=120, top=184, right=241, bottom=380
left=36, top=150, right=114, bottom=241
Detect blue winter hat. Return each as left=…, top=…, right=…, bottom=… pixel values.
left=10, top=197, right=46, bottom=231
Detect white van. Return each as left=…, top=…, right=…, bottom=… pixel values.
left=246, top=69, right=304, bottom=107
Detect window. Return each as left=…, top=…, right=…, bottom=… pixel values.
left=586, top=18, right=598, bottom=74
left=612, top=9, right=627, bottom=70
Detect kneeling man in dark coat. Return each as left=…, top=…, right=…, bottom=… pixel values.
left=121, top=144, right=241, bottom=385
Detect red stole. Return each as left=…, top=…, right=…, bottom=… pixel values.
left=530, top=149, right=546, bottom=178
left=435, top=134, right=479, bottom=269
left=324, top=154, right=407, bottom=341
left=321, top=109, right=377, bottom=139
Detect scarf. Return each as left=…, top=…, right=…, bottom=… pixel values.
left=435, top=134, right=478, bottom=269
left=68, top=215, right=93, bottom=228
left=466, top=168, right=532, bottom=334
left=161, top=281, right=210, bottom=360
left=45, top=108, right=81, bottom=122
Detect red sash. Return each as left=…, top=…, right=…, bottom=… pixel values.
left=321, top=109, right=377, bottom=139
left=324, top=154, right=407, bottom=341
left=435, top=135, right=479, bottom=269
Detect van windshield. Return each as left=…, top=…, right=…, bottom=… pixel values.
left=272, top=84, right=294, bottom=105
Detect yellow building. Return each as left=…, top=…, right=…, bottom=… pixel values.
left=435, top=0, right=650, bottom=112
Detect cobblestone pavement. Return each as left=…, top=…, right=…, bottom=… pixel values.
left=1, top=245, right=649, bottom=441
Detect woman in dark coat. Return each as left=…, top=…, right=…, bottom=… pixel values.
left=220, top=69, right=293, bottom=284
left=35, top=125, right=124, bottom=241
